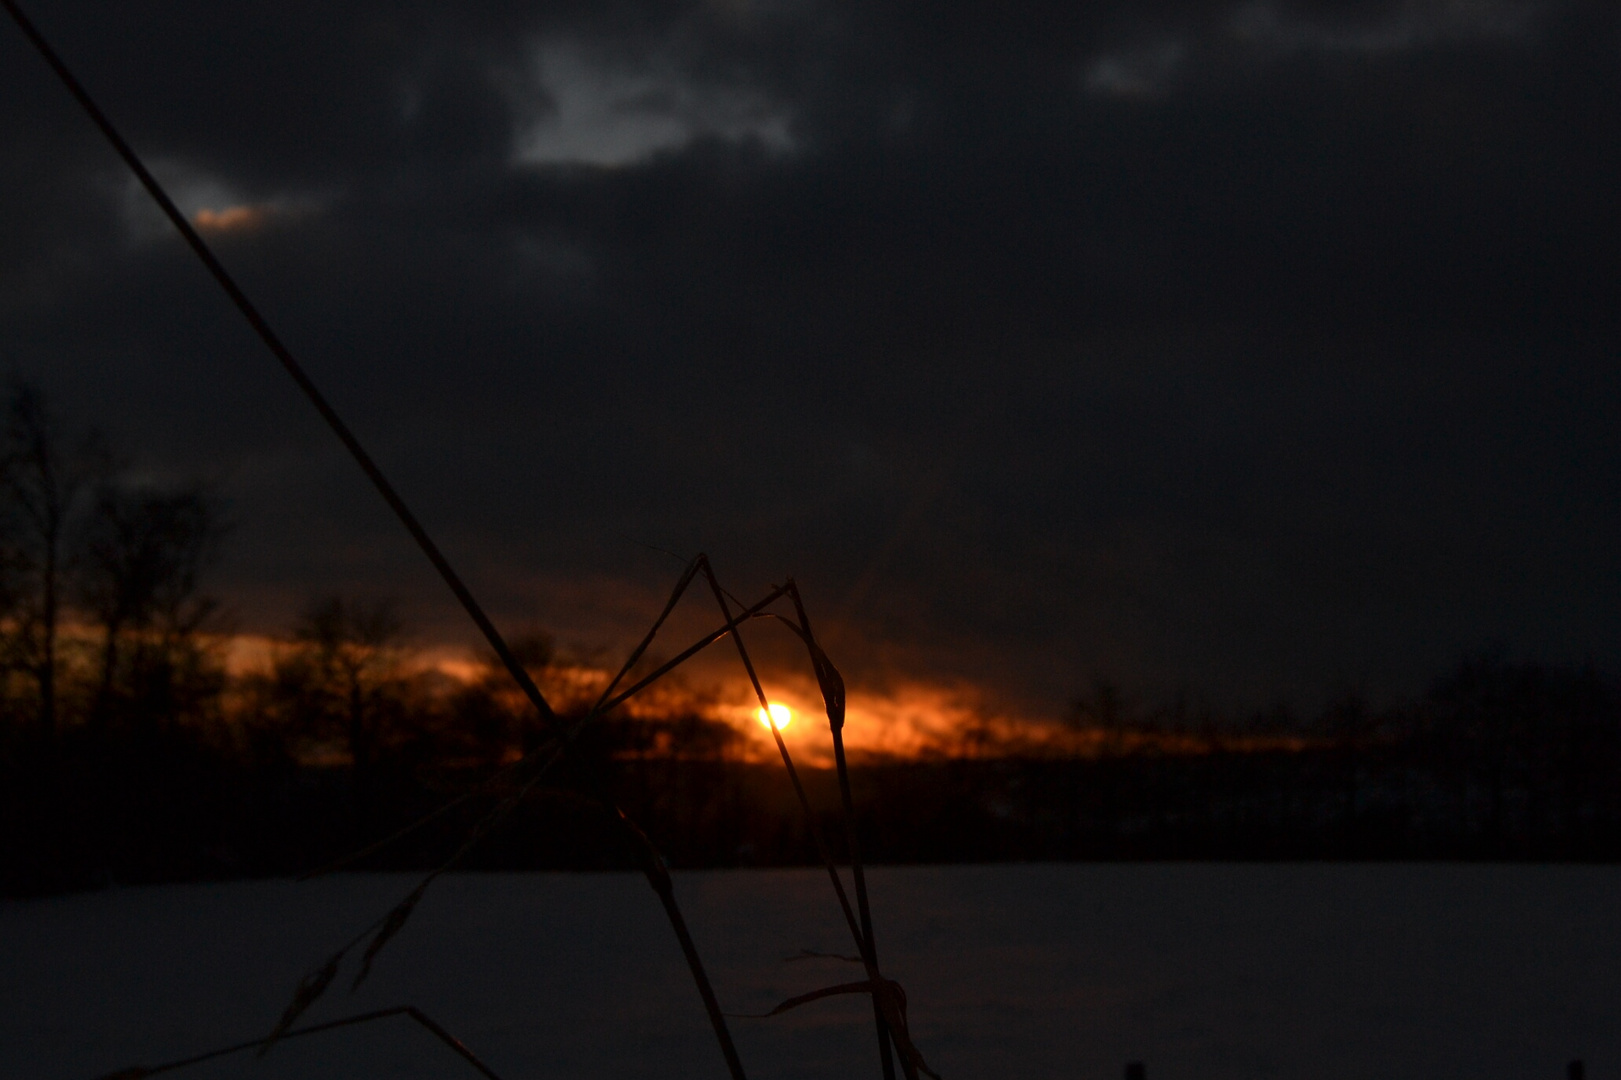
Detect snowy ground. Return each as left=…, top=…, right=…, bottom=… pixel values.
left=4, top=864, right=1620, bottom=1080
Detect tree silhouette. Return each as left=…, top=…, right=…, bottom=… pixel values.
left=0, top=380, right=106, bottom=740
left=276, top=596, right=411, bottom=792
left=78, top=480, right=226, bottom=737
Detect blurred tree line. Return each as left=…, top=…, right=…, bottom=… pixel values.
left=881, top=657, right=1621, bottom=864
left=0, top=383, right=624, bottom=889
left=4, top=384, right=1621, bottom=896
left=0, top=381, right=221, bottom=747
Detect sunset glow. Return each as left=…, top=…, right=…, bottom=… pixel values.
left=192, top=205, right=268, bottom=234
left=756, top=702, right=792, bottom=730
left=204, top=631, right=1314, bottom=767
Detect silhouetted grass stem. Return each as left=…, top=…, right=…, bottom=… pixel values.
left=97, top=1006, right=504, bottom=1080
left=0, top=10, right=748, bottom=1074
left=788, top=584, right=898, bottom=1080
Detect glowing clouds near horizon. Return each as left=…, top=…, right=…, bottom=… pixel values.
left=192, top=205, right=269, bottom=234
left=216, top=627, right=1027, bottom=764
left=756, top=702, right=792, bottom=730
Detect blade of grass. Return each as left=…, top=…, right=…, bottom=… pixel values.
left=599, top=582, right=791, bottom=714
left=696, top=561, right=863, bottom=949
left=0, top=15, right=755, bottom=1071
left=297, top=787, right=488, bottom=881
left=787, top=582, right=898, bottom=1080
left=753, top=612, right=915, bottom=1080
left=612, top=805, right=750, bottom=1080
left=0, top=0, right=560, bottom=737
left=593, top=555, right=706, bottom=710
left=310, top=577, right=791, bottom=881
left=97, top=1005, right=504, bottom=1080
left=258, top=951, right=343, bottom=1055
left=786, top=949, right=864, bottom=963
left=728, top=979, right=879, bottom=1018
left=269, top=565, right=776, bottom=1075
left=728, top=974, right=936, bottom=1080
left=696, top=561, right=933, bottom=1079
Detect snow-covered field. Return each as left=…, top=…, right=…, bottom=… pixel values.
left=4, top=865, right=1620, bottom=1080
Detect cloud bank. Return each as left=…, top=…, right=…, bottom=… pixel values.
left=1, top=0, right=1616, bottom=717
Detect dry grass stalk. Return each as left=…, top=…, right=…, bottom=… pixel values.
left=696, top=562, right=936, bottom=1080
left=238, top=555, right=936, bottom=1079
left=257, top=560, right=780, bottom=1071
left=99, top=1006, right=504, bottom=1080
left=787, top=583, right=900, bottom=1080
left=730, top=976, right=909, bottom=1023
left=2, top=5, right=935, bottom=1073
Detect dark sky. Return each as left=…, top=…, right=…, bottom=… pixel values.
left=2, top=0, right=1617, bottom=716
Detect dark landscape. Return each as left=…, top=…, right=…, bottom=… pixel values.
left=3, top=0, right=1619, bottom=1076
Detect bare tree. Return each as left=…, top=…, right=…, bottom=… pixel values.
left=1067, top=677, right=1131, bottom=757
left=0, top=381, right=106, bottom=739
left=449, top=630, right=554, bottom=764
left=276, top=596, right=411, bottom=789
left=78, top=480, right=227, bottom=735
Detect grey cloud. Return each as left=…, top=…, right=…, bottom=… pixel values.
left=1083, top=40, right=1188, bottom=98
left=1229, top=0, right=1544, bottom=54
left=506, top=40, right=795, bottom=166
left=115, top=158, right=330, bottom=245
left=2, top=0, right=1618, bottom=715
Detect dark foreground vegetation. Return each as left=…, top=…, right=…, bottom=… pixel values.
left=1, top=381, right=1620, bottom=896
left=5, top=644, right=1621, bottom=897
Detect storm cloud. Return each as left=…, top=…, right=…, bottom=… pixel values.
left=2, top=0, right=1617, bottom=714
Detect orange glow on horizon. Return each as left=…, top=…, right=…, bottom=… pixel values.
left=202, top=628, right=1318, bottom=765
left=192, top=205, right=268, bottom=234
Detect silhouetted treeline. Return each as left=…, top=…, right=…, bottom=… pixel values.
left=4, top=385, right=1621, bottom=896
left=7, top=643, right=1621, bottom=895
left=858, top=654, right=1621, bottom=863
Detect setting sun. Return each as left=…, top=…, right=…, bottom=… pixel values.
left=756, top=702, right=792, bottom=730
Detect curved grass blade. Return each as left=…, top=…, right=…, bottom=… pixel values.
left=96, top=1005, right=504, bottom=1080
left=786, top=582, right=896, bottom=1079
left=353, top=881, right=429, bottom=990
left=731, top=977, right=938, bottom=1080
left=786, top=949, right=864, bottom=963
left=730, top=980, right=875, bottom=1018
left=747, top=591, right=908, bottom=1079
left=257, top=949, right=344, bottom=1056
